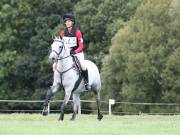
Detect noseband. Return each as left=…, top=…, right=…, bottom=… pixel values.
left=51, top=40, right=73, bottom=74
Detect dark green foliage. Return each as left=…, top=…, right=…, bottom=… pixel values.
left=75, top=0, right=141, bottom=67
left=102, top=0, right=180, bottom=113
left=0, top=0, right=78, bottom=110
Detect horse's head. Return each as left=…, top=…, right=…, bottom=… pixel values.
left=49, top=36, right=70, bottom=61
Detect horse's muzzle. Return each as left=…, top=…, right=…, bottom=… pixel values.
left=49, top=53, right=57, bottom=61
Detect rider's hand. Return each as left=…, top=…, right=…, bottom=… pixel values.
left=70, top=50, right=76, bottom=55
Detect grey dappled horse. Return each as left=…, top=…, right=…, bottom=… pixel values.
left=42, top=37, right=103, bottom=121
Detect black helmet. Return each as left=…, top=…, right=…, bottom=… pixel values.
left=63, top=14, right=76, bottom=24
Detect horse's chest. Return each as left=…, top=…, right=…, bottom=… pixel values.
left=62, top=74, right=78, bottom=86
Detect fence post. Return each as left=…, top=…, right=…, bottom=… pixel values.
left=48, top=102, right=50, bottom=115
left=109, top=99, right=115, bottom=116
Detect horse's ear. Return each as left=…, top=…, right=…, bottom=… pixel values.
left=52, top=34, right=58, bottom=40
left=58, top=36, right=61, bottom=40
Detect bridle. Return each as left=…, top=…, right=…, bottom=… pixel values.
left=51, top=40, right=65, bottom=58
left=52, top=39, right=74, bottom=74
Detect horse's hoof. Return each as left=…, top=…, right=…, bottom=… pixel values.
left=42, top=110, right=48, bottom=115
left=58, top=118, right=62, bottom=121
left=70, top=113, right=76, bottom=121
left=42, top=108, right=48, bottom=116
left=58, top=119, right=64, bottom=122
left=58, top=119, right=64, bottom=123
left=70, top=118, right=75, bottom=121
left=42, top=111, right=48, bottom=116
left=58, top=116, right=64, bottom=121
left=97, top=114, right=103, bottom=121
left=70, top=117, right=76, bottom=121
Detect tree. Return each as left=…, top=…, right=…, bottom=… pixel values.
left=75, top=0, right=142, bottom=68
left=0, top=0, right=79, bottom=110
left=0, top=0, right=36, bottom=100
left=160, top=0, right=180, bottom=112
left=101, top=0, right=180, bottom=113
left=19, top=0, right=79, bottom=101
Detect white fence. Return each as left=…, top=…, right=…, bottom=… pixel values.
left=0, top=99, right=180, bottom=115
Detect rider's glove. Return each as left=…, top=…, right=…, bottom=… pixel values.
left=70, top=50, right=76, bottom=55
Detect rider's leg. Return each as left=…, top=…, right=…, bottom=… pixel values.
left=74, top=52, right=91, bottom=90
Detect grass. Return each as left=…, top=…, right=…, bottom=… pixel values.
left=0, top=113, right=180, bottom=135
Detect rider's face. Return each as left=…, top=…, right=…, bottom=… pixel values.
left=65, top=19, right=74, bottom=28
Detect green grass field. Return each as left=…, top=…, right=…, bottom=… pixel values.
left=0, top=113, right=180, bottom=135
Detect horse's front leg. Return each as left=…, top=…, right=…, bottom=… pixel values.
left=42, top=84, right=60, bottom=116
left=59, top=90, right=71, bottom=121
left=42, top=70, right=60, bottom=116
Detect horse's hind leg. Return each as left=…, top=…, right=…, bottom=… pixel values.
left=95, top=90, right=103, bottom=120
left=71, top=93, right=80, bottom=121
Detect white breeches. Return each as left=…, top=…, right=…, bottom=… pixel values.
left=74, top=52, right=87, bottom=71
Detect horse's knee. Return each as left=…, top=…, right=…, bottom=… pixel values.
left=46, top=88, right=53, bottom=96
left=51, top=85, right=60, bottom=93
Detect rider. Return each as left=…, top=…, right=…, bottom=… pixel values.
left=60, top=13, right=91, bottom=90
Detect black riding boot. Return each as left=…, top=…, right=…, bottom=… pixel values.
left=83, top=69, right=91, bottom=90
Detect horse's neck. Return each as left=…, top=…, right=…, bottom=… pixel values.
left=57, top=56, right=74, bottom=72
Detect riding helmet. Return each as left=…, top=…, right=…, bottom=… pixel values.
left=63, top=13, right=76, bottom=24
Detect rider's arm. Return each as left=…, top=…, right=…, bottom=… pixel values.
left=74, top=30, right=84, bottom=53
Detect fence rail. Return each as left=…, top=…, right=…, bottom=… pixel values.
left=0, top=99, right=180, bottom=115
